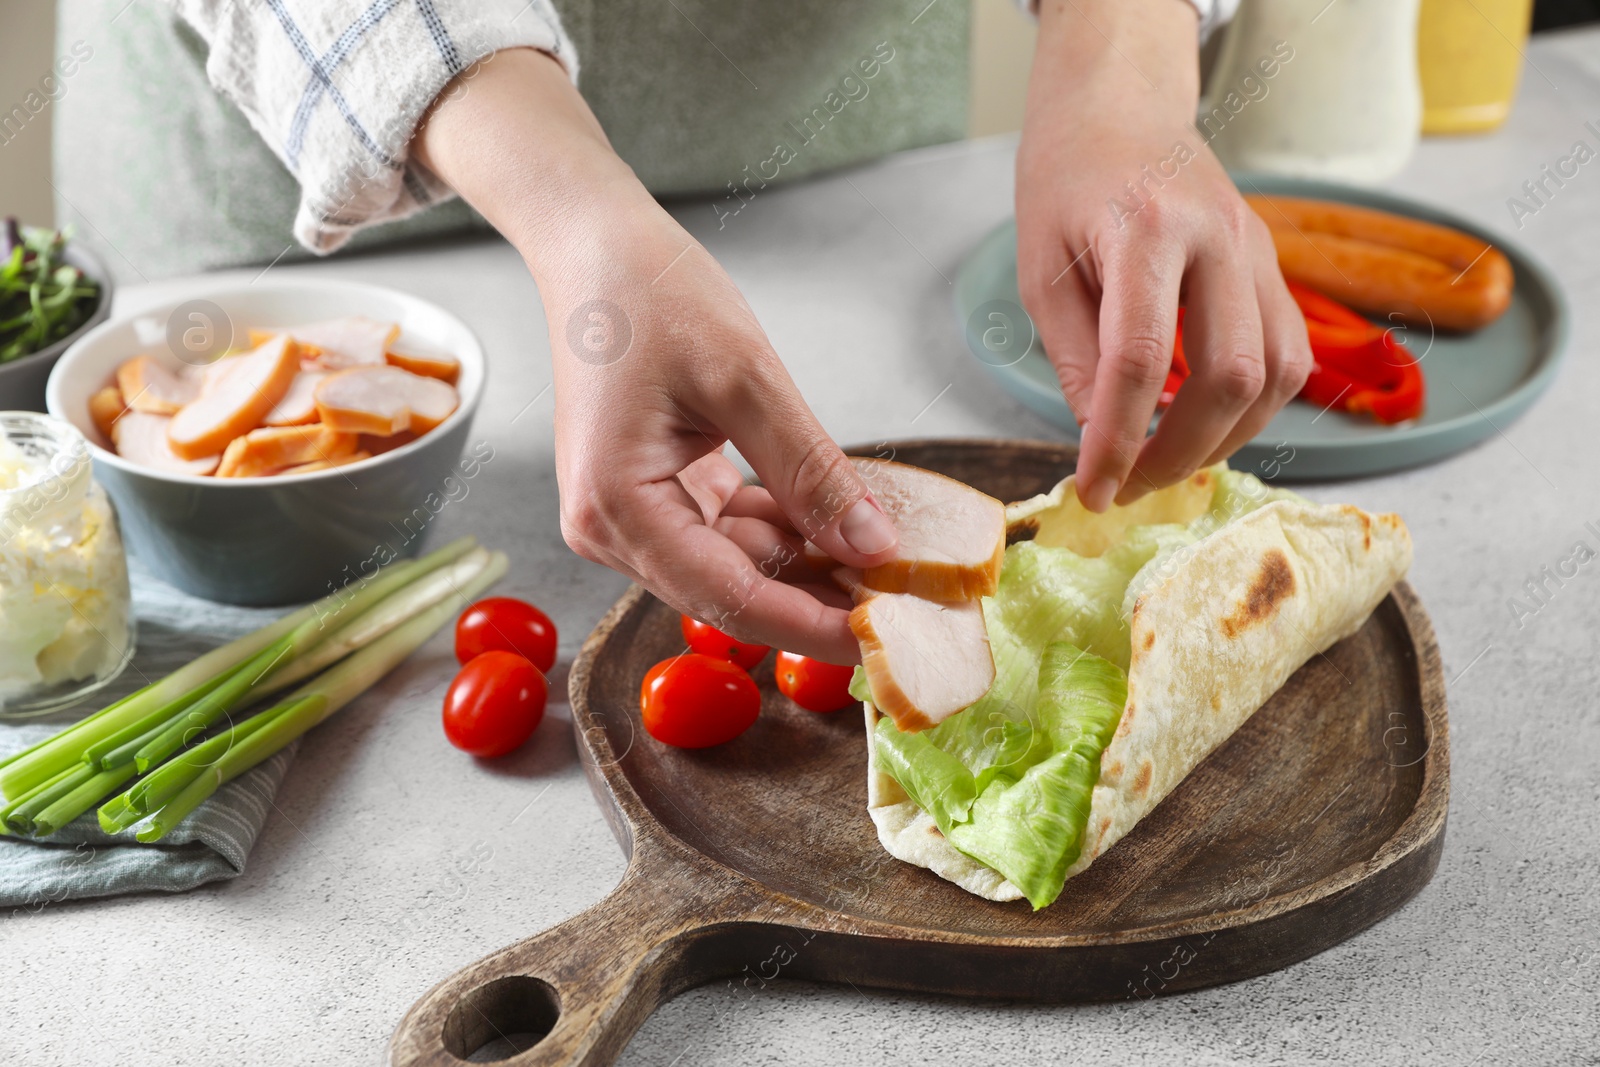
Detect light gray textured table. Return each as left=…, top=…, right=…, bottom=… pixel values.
left=13, top=27, right=1600, bottom=1067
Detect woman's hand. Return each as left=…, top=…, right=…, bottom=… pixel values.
left=1016, top=0, right=1311, bottom=510
left=416, top=49, right=896, bottom=664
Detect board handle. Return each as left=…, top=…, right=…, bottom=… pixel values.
left=389, top=846, right=749, bottom=1067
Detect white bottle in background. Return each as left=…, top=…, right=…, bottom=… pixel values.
left=1202, top=0, right=1422, bottom=184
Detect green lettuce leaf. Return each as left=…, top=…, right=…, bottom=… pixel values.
left=945, top=644, right=1126, bottom=908
left=874, top=643, right=1126, bottom=909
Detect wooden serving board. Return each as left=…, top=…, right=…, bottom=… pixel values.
left=390, top=439, right=1449, bottom=1067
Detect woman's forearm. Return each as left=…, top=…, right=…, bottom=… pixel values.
left=408, top=45, right=898, bottom=663
left=1031, top=0, right=1200, bottom=124
left=413, top=48, right=664, bottom=288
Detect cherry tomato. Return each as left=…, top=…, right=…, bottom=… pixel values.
left=679, top=615, right=769, bottom=670
left=774, top=651, right=857, bottom=713
left=456, top=597, right=558, bottom=673
left=443, top=651, right=548, bottom=758
left=640, top=654, right=760, bottom=748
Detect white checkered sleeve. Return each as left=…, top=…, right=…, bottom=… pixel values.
left=1017, top=0, right=1239, bottom=40
left=163, top=0, right=577, bottom=254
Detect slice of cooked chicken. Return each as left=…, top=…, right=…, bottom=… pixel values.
left=386, top=344, right=461, bottom=383
left=314, top=365, right=458, bottom=436
left=166, top=334, right=299, bottom=460
left=116, top=355, right=199, bottom=415
left=832, top=567, right=871, bottom=603
left=265, top=316, right=398, bottom=369
left=262, top=369, right=329, bottom=427
left=88, top=386, right=127, bottom=443
left=215, top=424, right=358, bottom=478
left=849, top=593, right=994, bottom=732
left=850, top=458, right=1005, bottom=602
left=113, top=411, right=220, bottom=476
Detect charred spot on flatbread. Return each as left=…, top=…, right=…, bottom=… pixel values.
left=1006, top=517, right=1039, bottom=544
left=1342, top=505, right=1373, bottom=550
left=1142, top=630, right=1156, bottom=651
left=1132, top=761, right=1153, bottom=797
left=1221, top=548, right=1296, bottom=638
left=1113, top=701, right=1137, bottom=740
left=1092, top=815, right=1114, bottom=852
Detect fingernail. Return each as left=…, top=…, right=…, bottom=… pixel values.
left=1079, top=476, right=1118, bottom=513
left=841, top=498, right=897, bottom=556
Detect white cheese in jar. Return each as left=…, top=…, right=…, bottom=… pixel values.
left=0, top=418, right=134, bottom=712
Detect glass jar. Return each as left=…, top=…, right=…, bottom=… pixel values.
left=1418, top=0, right=1533, bottom=134
left=0, top=412, right=135, bottom=719
left=1204, top=0, right=1422, bottom=184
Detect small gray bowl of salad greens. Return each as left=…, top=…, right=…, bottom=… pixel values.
left=0, top=218, right=111, bottom=412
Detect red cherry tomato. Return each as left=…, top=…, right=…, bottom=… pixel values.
left=679, top=615, right=769, bottom=670
left=443, top=651, right=548, bottom=758
left=640, top=653, right=760, bottom=748
left=456, top=597, right=558, bottom=673
left=774, top=651, right=858, bottom=713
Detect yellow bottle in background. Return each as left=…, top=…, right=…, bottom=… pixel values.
left=1417, top=0, right=1535, bottom=134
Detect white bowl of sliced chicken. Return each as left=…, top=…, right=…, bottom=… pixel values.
left=46, top=279, right=485, bottom=605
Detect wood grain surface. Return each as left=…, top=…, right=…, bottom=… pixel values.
left=390, top=438, right=1449, bottom=1067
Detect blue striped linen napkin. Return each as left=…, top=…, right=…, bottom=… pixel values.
left=0, top=562, right=300, bottom=909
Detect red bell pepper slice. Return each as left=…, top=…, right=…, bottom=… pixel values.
left=1160, top=286, right=1423, bottom=424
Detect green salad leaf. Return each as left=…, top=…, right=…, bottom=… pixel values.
left=945, top=644, right=1126, bottom=907
left=0, top=220, right=100, bottom=364
left=872, top=642, right=1126, bottom=909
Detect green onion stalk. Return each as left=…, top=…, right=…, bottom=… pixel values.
left=0, top=538, right=507, bottom=840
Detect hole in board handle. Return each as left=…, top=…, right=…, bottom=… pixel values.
left=443, top=975, right=561, bottom=1062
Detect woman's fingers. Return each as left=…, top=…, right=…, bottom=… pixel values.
left=1020, top=250, right=1103, bottom=425
left=712, top=358, right=899, bottom=569
left=721, top=484, right=794, bottom=530
left=676, top=450, right=743, bottom=525
left=1075, top=230, right=1185, bottom=511
left=622, top=479, right=859, bottom=662
left=712, top=514, right=808, bottom=580
left=1122, top=232, right=1265, bottom=503
left=1203, top=246, right=1313, bottom=466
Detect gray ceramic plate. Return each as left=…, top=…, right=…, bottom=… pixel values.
left=954, top=174, right=1570, bottom=480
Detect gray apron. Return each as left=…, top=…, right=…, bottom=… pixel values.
left=54, top=0, right=970, bottom=281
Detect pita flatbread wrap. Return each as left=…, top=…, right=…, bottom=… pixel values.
left=858, top=465, right=1412, bottom=908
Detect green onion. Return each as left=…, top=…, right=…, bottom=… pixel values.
left=3, top=762, right=103, bottom=834
left=96, top=793, right=141, bottom=834
left=260, top=547, right=495, bottom=692
left=0, top=687, right=151, bottom=776
left=0, top=538, right=504, bottom=839
left=127, top=635, right=302, bottom=771
left=81, top=674, right=235, bottom=769
left=123, top=698, right=286, bottom=815
left=0, top=537, right=476, bottom=798
left=0, top=764, right=82, bottom=835
left=131, top=550, right=508, bottom=843
left=33, top=763, right=137, bottom=837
